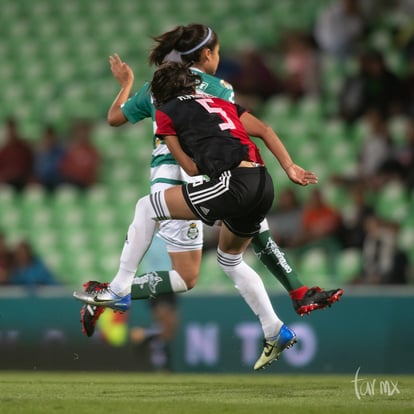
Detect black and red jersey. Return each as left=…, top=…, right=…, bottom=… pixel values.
left=155, top=94, right=264, bottom=178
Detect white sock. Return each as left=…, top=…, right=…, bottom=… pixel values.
left=169, top=270, right=188, bottom=292
left=217, top=248, right=283, bottom=338
left=110, top=192, right=171, bottom=296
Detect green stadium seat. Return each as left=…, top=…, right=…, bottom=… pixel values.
left=262, top=95, right=294, bottom=121
left=0, top=184, right=16, bottom=209
left=320, top=118, right=348, bottom=145
left=336, top=248, right=362, bottom=284
left=34, top=229, right=59, bottom=255
left=293, top=141, right=321, bottom=168
left=0, top=208, right=22, bottom=239
left=0, top=185, right=23, bottom=237
left=54, top=253, right=97, bottom=286
left=91, top=121, right=117, bottom=155
left=295, top=96, right=325, bottom=129
left=40, top=246, right=66, bottom=279
left=326, top=140, right=358, bottom=177
left=26, top=208, right=53, bottom=235
left=53, top=185, right=80, bottom=204
left=398, top=221, right=414, bottom=264
left=60, top=224, right=89, bottom=249
left=121, top=122, right=154, bottom=165
left=21, top=185, right=47, bottom=205
left=0, top=1, right=18, bottom=22
left=83, top=184, right=110, bottom=215
left=385, top=50, right=406, bottom=77
left=322, top=183, right=350, bottom=210
left=96, top=250, right=121, bottom=276
left=87, top=205, right=117, bottom=232
left=376, top=181, right=409, bottom=222
left=106, top=185, right=139, bottom=230
left=1, top=0, right=413, bottom=287
left=297, top=247, right=332, bottom=288
left=105, top=162, right=136, bottom=185
left=321, top=55, right=345, bottom=98
left=350, top=118, right=370, bottom=147
left=389, top=115, right=409, bottom=147
left=51, top=186, right=84, bottom=230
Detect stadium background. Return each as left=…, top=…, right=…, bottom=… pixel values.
left=0, top=0, right=413, bottom=374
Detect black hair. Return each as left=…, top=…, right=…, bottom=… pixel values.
left=149, top=23, right=218, bottom=66
left=151, top=62, right=202, bottom=108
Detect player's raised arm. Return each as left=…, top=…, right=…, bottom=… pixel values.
left=240, top=111, right=318, bottom=187
left=107, top=53, right=135, bottom=126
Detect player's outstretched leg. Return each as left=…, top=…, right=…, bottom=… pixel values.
left=254, top=324, right=297, bottom=370
left=251, top=222, right=344, bottom=316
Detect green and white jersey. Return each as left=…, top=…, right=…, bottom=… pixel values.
left=192, top=68, right=235, bottom=103
left=121, top=69, right=235, bottom=188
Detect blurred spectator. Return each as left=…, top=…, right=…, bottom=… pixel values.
left=338, top=183, right=375, bottom=248
left=357, top=109, right=394, bottom=187
left=282, top=31, right=321, bottom=101
left=396, top=0, right=414, bottom=15
left=299, top=188, right=343, bottom=245
left=393, top=3, right=414, bottom=59
left=222, top=48, right=283, bottom=109
left=401, top=55, right=414, bottom=117
left=214, top=55, right=241, bottom=88
left=9, top=239, right=59, bottom=287
left=0, top=232, right=13, bottom=285
left=0, top=117, right=34, bottom=191
left=314, top=0, right=366, bottom=60
left=33, top=124, right=66, bottom=191
left=391, top=117, right=414, bottom=190
left=356, top=0, right=396, bottom=20
left=356, top=215, right=409, bottom=284
left=130, top=237, right=179, bottom=372
left=338, top=50, right=404, bottom=123
left=266, top=188, right=303, bottom=248
left=130, top=294, right=178, bottom=372
left=296, top=188, right=343, bottom=276
left=59, top=120, right=100, bottom=189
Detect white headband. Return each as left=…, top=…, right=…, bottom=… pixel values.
left=163, top=49, right=183, bottom=63
left=180, top=28, right=213, bottom=55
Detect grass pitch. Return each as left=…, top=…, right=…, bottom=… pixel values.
left=0, top=372, right=412, bottom=414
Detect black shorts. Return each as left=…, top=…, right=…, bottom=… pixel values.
left=182, top=166, right=274, bottom=237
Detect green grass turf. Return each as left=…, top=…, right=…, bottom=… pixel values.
left=0, top=372, right=413, bottom=414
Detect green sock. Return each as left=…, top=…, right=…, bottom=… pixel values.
left=131, top=270, right=173, bottom=299
left=251, top=230, right=304, bottom=292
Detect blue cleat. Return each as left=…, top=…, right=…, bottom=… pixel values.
left=254, top=324, right=297, bottom=370
left=73, top=285, right=131, bottom=313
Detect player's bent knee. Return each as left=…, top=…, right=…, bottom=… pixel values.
left=177, top=271, right=199, bottom=290
left=169, top=251, right=201, bottom=290
left=217, top=248, right=243, bottom=271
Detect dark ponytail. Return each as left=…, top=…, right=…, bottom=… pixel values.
left=148, top=23, right=218, bottom=66
left=151, top=62, right=202, bottom=107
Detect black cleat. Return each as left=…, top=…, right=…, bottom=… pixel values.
left=293, top=287, right=343, bottom=316
left=80, top=281, right=109, bottom=337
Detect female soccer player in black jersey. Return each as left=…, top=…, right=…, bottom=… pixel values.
left=75, top=62, right=319, bottom=369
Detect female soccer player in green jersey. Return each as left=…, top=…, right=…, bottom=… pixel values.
left=77, top=25, right=343, bottom=364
